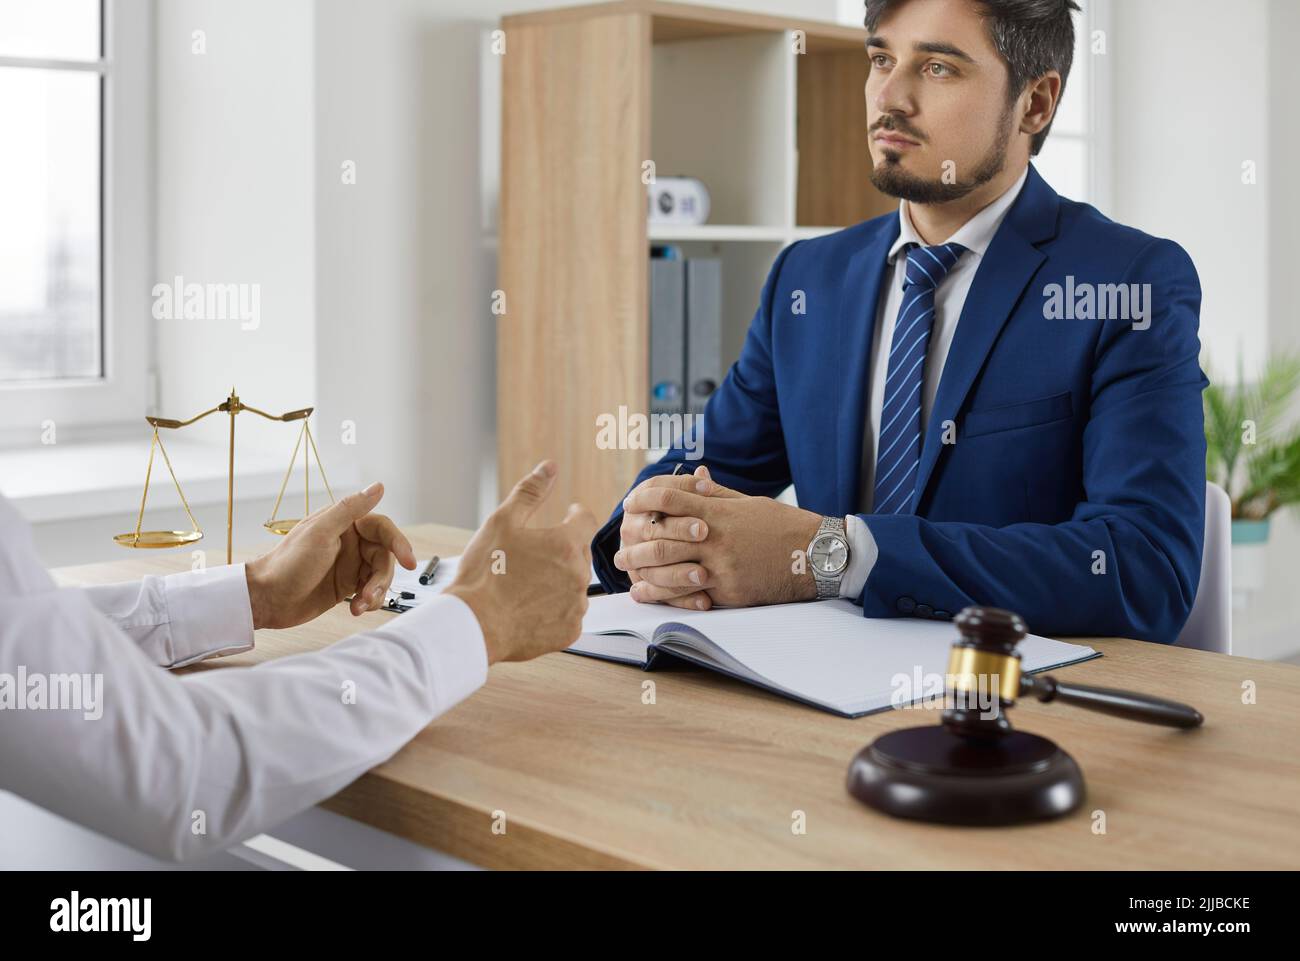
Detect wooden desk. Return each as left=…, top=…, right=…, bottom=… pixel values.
left=58, top=523, right=1300, bottom=869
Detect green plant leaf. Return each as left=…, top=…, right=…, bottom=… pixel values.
left=1203, top=352, right=1300, bottom=518
left=1239, top=427, right=1300, bottom=518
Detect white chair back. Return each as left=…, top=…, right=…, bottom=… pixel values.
left=1176, top=482, right=1232, bottom=654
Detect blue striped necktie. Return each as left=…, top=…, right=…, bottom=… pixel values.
left=872, top=242, right=967, bottom=515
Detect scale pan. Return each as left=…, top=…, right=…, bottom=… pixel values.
left=264, top=519, right=301, bottom=535
left=114, top=530, right=204, bottom=549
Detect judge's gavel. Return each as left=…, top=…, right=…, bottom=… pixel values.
left=942, top=607, right=1203, bottom=737
left=847, top=606, right=1203, bottom=826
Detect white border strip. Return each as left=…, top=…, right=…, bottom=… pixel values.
left=0, top=55, right=105, bottom=72
left=235, top=833, right=354, bottom=872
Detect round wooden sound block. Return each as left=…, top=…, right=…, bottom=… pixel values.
left=847, top=725, right=1085, bottom=826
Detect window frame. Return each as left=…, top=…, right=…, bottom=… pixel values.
left=0, top=0, right=152, bottom=444
left=1041, top=0, right=1113, bottom=213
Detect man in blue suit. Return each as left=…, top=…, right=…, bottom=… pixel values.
left=592, top=0, right=1207, bottom=644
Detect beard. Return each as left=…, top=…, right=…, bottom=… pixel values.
left=869, top=105, right=1014, bottom=204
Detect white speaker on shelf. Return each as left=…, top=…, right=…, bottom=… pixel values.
left=647, top=177, right=711, bottom=226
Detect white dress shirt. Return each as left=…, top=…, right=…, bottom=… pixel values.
left=0, top=492, right=487, bottom=861
left=840, top=167, right=1029, bottom=600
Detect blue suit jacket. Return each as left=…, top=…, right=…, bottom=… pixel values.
left=593, top=165, right=1207, bottom=644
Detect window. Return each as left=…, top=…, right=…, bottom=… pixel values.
left=0, top=0, right=104, bottom=382
left=0, top=0, right=150, bottom=441
left=1032, top=0, right=1112, bottom=210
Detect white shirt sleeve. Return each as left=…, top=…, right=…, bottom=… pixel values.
left=81, top=565, right=256, bottom=668
left=0, top=495, right=488, bottom=861
left=840, top=514, right=879, bottom=602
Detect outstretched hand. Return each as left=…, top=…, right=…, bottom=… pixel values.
left=448, top=461, right=598, bottom=664
left=245, top=481, right=417, bottom=630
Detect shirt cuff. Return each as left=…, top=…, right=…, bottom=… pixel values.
left=840, top=514, right=879, bottom=601
left=163, top=563, right=256, bottom=666
left=384, top=593, right=489, bottom=709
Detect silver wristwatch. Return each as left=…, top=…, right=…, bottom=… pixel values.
left=807, top=516, right=851, bottom=600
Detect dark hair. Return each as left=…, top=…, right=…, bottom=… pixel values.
left=864, top=0, right=1081, bottom=156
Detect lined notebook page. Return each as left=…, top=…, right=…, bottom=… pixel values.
left=581, top=592, right=686, bottom=639
left=576, top=594, right=1097, bottom=715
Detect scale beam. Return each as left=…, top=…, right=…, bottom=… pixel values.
left=115, top=387, right=335, bottom=565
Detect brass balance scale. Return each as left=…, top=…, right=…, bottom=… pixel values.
left=114, top=387, right=334, bottom=564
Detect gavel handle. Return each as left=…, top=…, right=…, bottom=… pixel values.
left=1021, top=675, right=1204, bottom=728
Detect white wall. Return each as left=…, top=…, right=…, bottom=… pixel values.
left=1109, top=0, right=1271, bottom=377
left=312, top=0, right=495, bottom=532
left=1269, top=0, right=1300, bottom=359
left=154, top=0, right=316, bottom=463
left=1239, top=0, right=1300, bottom=661
left=1107, top=0, right=1299, bottom=659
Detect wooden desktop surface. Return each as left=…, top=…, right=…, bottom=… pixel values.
left=57, top=523, right=1300, bottom=870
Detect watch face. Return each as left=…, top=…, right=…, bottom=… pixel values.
left=811, top=534, right=848, bottom=576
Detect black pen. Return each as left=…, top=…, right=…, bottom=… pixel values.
left=418, top=555, right=441, bottom=586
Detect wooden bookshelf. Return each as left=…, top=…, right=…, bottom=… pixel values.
left=498, top=0, right=891, bottom=522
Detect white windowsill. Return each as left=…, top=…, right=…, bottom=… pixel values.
left=0, top=438, right=354, bottom=525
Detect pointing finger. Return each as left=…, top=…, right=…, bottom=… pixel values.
left=499, top=460, right=558, bottom=525
left=318, top=482, right=385, bottom=536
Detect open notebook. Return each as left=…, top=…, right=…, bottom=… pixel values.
left=570, top=593, right=1100, bottom=718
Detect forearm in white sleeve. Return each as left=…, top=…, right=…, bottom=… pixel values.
left=840, top=514, right=879, bottom=602
left=0, top=589, right=486, bottom=862
left=81, top=564, right=255, bottom=668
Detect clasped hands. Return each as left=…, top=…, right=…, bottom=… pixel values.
left=613, top=466, right=824, bottom=611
